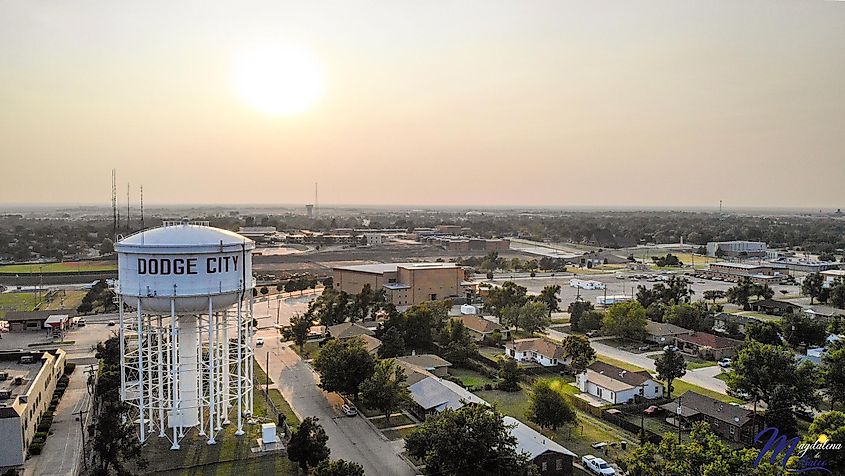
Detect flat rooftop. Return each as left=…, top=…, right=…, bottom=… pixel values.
left=334, top=262, right=460, bottom=274
left=0, top=354, right=45, bottom=408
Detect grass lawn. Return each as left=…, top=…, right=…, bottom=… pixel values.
left=267, top=388, right=299, bottom=429
left=596, top=355, right=648, bottom=372
left=290, top=341, right=321, bottom=360
left=736, top=311, right=783, bottom=323
left=253, top=359, right=273, bottom=385
left=647, top=353, right=717, bottom=370
left=479, top=346, right=504, bottom=361
left=449, top=367, right=495, bottom=388
left=670, top=379, right=743, bottom=404
left=0, top=261, right=116, bottom=274
left=0, top=290, right=88, bottom=319
left=140, top=382, right=304, bottom=476
left=370, top=414, right=416, bottom=429
left=383, top=426, right=418, bottom=441
left=476, top=386, right=638, bottom=460
left=0, top=292, right=41, bottom=318
left=531, top=376, right=579, bottom=395
left=714, top=372, right=731, bottom=382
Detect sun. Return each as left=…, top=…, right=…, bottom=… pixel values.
left=232, top=44, right=324, bottom=117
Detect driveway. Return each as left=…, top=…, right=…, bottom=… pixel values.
left=254, top=328, right=415, bottom=476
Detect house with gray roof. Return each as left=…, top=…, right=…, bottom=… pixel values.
left=660, top=391, right=755, bottom=443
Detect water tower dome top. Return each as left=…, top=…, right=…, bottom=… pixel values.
left=116, top=224, right=255, bottom=254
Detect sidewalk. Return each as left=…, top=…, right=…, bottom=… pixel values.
left=23, top=369, right=92, bottom=476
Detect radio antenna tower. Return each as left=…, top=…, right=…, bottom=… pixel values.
left=314, top=182, right=319, bottom=218
left=126, top=183, right=131, bottom=231
left=112, top=169, right=118, bottom=239
left=140, top=185, right=145, bottom=229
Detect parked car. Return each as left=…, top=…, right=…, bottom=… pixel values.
left=663, top=345, right=679, bottom=352
left=107, top=320, right=116, bottom=327
left=718, top=358, right=731, bottom=368
left=637, top=344, right=650, bottom=351
left=256, top=337, right=264, bottom=346
left=76, top=318, right=86, bottom=327
left=582, top=455, right=616, bottom=475
left=341, top=403, right=358, bottom=417
left=586, top=331, right=599, bottom=338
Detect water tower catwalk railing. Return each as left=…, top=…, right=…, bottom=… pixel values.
left=118, top=292, right=255, bottom=449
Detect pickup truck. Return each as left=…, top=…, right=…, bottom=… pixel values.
left=582, top=455, right=616, bottom=475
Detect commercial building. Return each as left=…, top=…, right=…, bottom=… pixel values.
left=237, top=226, right=277, bottom=242
left=575, top=361, right=664, bottom=404
left=822, top=270, right=845, bottom=287
left=0, top=349, right=67, bottom=468
left=769, top=258, right=841, bottom=274
left=419, top=235, right=510, bottom=252
left=706, top=241, right=767, bottom=258
left=703, top=262, right=787, bottom=284
left=333, top=262, right=469, bottom=306
left=2, top=309, right=77, bottom=333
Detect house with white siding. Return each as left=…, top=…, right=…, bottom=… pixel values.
left=576, top=361, right=664, bottom=404
left=506, top=338, right=567, bottom=367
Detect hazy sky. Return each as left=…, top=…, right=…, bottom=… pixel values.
left=1, top=1, right=843, bottom=208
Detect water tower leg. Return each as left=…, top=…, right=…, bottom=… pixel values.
left=170, top=299, right=180, bottom=450
left=248, top=296, right=254, bottom=415
left=207, top=297, right=216, bottom=445
left=197, top=326, right=206, bottom=437
left=235, top=300, right=244, bottom=436
left=157, top=316, right=165, bottom=437
left=137, top=298, right=146, bottom=443
left=222, top=310, right=230, bottom=425
left=119, top=295, right=126, bottom=401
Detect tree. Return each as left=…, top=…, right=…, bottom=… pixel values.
left=602, top=301, right=648, bottom=340
left=313, top=338, right=376, bottom=400
left=655, top=347, right=687, bottom=399
left=751, top=283, right=775, bottom=301
left=802, top=411, right=845, bottom=473
left=829, top=277, right=845, bottom=309
left=287, top=416, right=331, bottom=472
left=621, top=422, right=783, bottom=476
left=100, top=238, right=114, bottom=254
left=498, top=358, right=522, bottom=392
left=285, top=313, right=312, bottom=352
left=527, top=380, right=576, bottom=431
left=726, top=341, right=819, bottom=430
left=802, top=273, right=826, bottom=305
left=664, top=302, right=715, bottom=332
left=377, top=326, right=406, bottom=358
left=560, top=335, right=595, bottom=374
left=441, top=320, right=478, bottom=365
left=726, top=278, right=753, bottom=310
left=500, top=304, right=522, bottom=333
left=517, top=301, right=551, bottom=336
left=402, top=301, right=450, bottom=350
left=92, top=338, right=148, bottom=475
left=405, top=405, right=535, bottom=476
left=746, top=321, right=783, bottom=345
left=780, top=312, right=827, bottom=347
left=314, top=459, right=365, bottom=476
left=360, top=359, right=410, bottom=419
left=537, top=285, right=561, bottom=317
left=580, top=310, right=605, bottom=332
left=485, top=281, right=528, bottom=317
left=567, top=300, right=594, bottom=331
left=703, top=290, right=725, bottom=303
left=822, top=347, right=845, bottom=409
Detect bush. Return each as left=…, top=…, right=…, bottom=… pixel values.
left=65, top=362, right=76, bottom=374
left=483, top=383, right=493, bottom=391
left=35, top=431, right=48, bottom=440
left=28, top=442, right=43, bottom=455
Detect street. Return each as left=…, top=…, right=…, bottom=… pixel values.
left=253, top=326, right=415, bottom=476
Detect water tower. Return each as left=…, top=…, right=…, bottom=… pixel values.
left=115, top=221, right=256, bottom=449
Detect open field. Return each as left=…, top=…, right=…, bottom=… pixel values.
left=669, top=379, right=743, bottom=404
left=0, top=261, right=116, bottom=274
left=0, top=290, right=85, bottom=319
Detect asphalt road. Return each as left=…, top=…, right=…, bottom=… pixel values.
left=253, top=327, right=415, bottom=475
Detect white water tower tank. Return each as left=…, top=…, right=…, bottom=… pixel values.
left=116, top=223, right=255, bottom=313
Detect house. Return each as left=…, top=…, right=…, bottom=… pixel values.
left=505, top=416, right=576, bottom=476
left=713, top=313, right=761, bottom=335
left=576, top=361, right=664, bottom=404
left=804, top=305, right=845, bottom=321
left=749, top=299, right=801, bottom=316
left=406, top=376, right=487, bottom=419
left=660, top=391, right=756, bottom=443
left=395, top=354, right=452, bottom=377
left=453, top=314, right=508, bottom=342
left=506, top=338, right=567, bottom=367
left=327, top=322, right=375, bottom=339
left=355, top=334, right=382, bottom=354
left=645, top=321, right=693, bottom=345
left=675, top=332, right=743, bottom=360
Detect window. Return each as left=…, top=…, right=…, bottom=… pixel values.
left=556, top=459, right=563, bottom=470
left=730, top=426, right=735, bottom=435
left=541, top=461, right=547, bottom=471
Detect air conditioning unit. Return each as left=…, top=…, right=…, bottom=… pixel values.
left=0, top=390, right=11, bottom=400
left=0, top=371, right=8, bottom=381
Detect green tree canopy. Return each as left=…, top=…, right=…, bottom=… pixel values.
left=527, top=380, right=576, bottom=431
left=360, top=359, right=410, bottom=419
left=287, top=416, right=331, bottom=472
left=602, top=300, right=648, bottom=340
left=655, top=347, right=687, bottom=399
left=313, top=337, right=376, bottom=399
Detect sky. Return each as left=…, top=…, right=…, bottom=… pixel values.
left=1, top=0, right=843, bottom=209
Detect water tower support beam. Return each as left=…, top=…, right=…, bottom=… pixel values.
left=119, top=295, right=126, bottom=401
left=170, top=299, right=180, bottom=450
left=235, top=299, right=244, bottom=436
left=248, top=296, right=254, bottom=414
left=157, top=316, right=165, bottom=437
left=222, top=310, right=230, bottom=424
left=197, top=324, right=205, bottom=437
left=207, top=297, right=216, bottom=445
left=137, top=299, right=146, bottom=443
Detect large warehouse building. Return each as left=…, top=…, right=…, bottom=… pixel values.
left=333, top=262, right=469, bottom=306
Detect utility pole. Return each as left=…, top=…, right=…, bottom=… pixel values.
left=74, top=408, right=89, bottom=468
left=266, top=352, right=270, bottom=397
left=140, top=185, right=144, bottom=229
left=677, top=395, right=683, bottom=443
left=112, top=169, right=117, bottom=239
